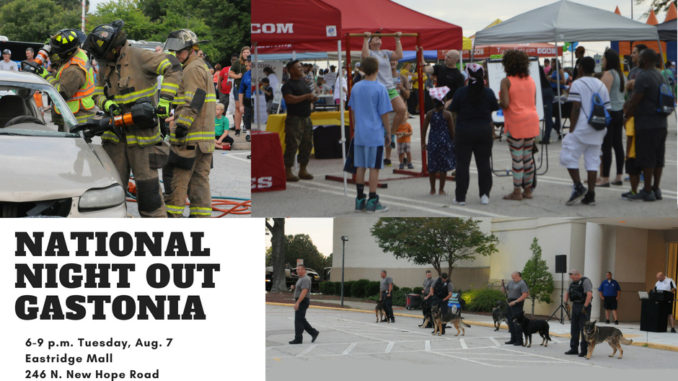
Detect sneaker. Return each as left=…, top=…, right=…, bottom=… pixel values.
left=671, top=327, right=676, bottom=333
left=407, top=162, right=414, bottom=169
left=653, top=187, right=662, bottom=200
left=399, top=162, right=405, bottom=170
left=355, top=197, right=367, bottom=212
left=235, top=129, right=241, bottom=136
left=564, top=349, right=579, bottom=355
left=289, top=340, right=302, bottom=344
left=621, top=190, right=639, bottom=200
left=566, top=184, right=587, bottom=206
left=384, top=159, right=392, bottom=167
left=452, top=199, right=466, bottom=206
left=311, top=331, right=320, bottom=343
left=615, top=321, right=618, bottom=325
left=480, top=194, right=489, bottom=205
left=366, top=196, right=388, bottom=213
left=581, top=191, right=595, bottom=205
left=606, top=320, right=610, bottom=324
left=246, top=134, right=251, bottom=142
left=390, top=141, right=396, bottom=149
left=638, top=189, right=657, bottom=201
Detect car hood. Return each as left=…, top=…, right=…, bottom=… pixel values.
left=0, top=135, right=120, bottom=202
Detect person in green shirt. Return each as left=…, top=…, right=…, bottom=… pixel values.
left=215, top=102, right=233, bottom=149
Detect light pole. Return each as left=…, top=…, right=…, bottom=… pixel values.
left=340, top=235, right=348, bottom=307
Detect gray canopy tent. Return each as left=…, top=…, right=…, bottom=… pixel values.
left=474, top=0, right=662, bottom=139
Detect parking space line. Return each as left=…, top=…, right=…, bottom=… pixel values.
left=342, top=343, right=357, bottom=355
left=425, top=340, right=431, bottom=352
left=489, top=337, right=501, bottom=347
left=385, top=341, right=395, bottom=353
left=296, top=345, right=317, bottom=357
left=459, top=339, right=468, bottom=349
left=495, top=347, right=590, bottom=367
left=429, top=350, right=500, bottom=368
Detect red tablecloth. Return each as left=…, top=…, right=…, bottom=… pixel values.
left=251, top=131, right=286, bottom=192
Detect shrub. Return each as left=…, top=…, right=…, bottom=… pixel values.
left=391, top=289, right=407, bottom=306
left=462, top=288, right=505, bottom=312
left=413, top=287, right=423, bottom=295
left=400, top=287, right=413, bottom=294
left=333, top=282, right=342, bottom=295
left=319, top=281, right=333, bottom=295
left=351, top=279, right=371, bottom=298
left=342, top=281, right=355, bottom=297
left=366, top=281, right=380, bottom=297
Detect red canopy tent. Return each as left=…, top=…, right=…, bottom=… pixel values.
left=252, top=0, right=464, bottom=188
left=252, top=0, right=342, bottom=53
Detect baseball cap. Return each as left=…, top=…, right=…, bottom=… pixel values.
left=2, top=49, right=11, bottom=55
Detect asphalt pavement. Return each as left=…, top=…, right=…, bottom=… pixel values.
left=266, top=304, right=678, bottom=380
left=253, top=115, right=677, bottom=217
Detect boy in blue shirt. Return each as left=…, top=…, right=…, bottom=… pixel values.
left=348, top=56, right=393, bottom=212
left=238, top=57, right=252, bottom=142
left=598, top=271, right=621, bottom=324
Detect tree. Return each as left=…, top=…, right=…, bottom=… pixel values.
left=522, top=238, right=554, bottom=317
left=266, top=218, right=286, bottom=293
left=0, top=0, right=81, bottom=42
left=637, top=0, right=677, bottom=15
left=371, top=218, right=498, bottom=277
left=283, top=234, right=326, bottom=272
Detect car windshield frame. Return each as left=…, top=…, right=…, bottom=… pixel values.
left=0, top=80, right=79, bottom=137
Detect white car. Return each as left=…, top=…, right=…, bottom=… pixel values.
left=0, top=71, right=126, bottom=217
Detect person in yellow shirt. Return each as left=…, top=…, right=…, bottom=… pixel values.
left=402, top=62, right=427, bottom=115
left=621, top=118, right=641, bottom=200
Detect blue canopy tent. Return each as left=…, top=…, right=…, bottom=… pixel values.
left=398, top=50, right=438, bottom=62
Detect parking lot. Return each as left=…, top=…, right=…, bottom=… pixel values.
left=266, top=305, right=678, bottom=380
left=254, top=116, right=677, bottom=217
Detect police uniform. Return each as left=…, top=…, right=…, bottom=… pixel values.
left=505, top=279, right=528, bottom=345
left=422, top=276, right=434, bottom=327
left=292, top=274, right=319, bottom=343
left=92, top=42, right=181, bottom=217
left=380, top=275, right=395, bottom=322
left=567, top=276, right=593, bottom=354
left=164, top=52, right=216, bottom=217
left=432, top=277, right=453, bottom=334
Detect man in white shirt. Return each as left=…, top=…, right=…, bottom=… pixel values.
left=333, top=68, right=347, bottom=107
left=655, top=272, right=676, bottom=332
left=560, top=57, right=610, bottom=206
left=0, top=49, right=18, bottom=71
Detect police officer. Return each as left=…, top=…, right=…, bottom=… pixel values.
left=564, top=269, right=593, bottom=357
left=162, top=29, right=216, bottom=218
left=380, top=270, right=395, bottom=323
left=428, top=273, right=453, bottom=334
left=83, top=20, right=182, bottom=218
left=504, top=271, right=529, bottom=346
left=289, top=264, right=319, bottom=344
left=419, top=270, right=434, bottom=328
left=29, top=29, right=96, bottom=126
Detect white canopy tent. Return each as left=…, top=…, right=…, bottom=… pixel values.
left=473, top=0, right=660, bottom=44
left=473, top=0, right=662, bottom=138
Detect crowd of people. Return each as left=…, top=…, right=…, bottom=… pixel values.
left=246, top=31, right=675, bottom=212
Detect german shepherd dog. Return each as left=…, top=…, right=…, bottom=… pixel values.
left=375, top=300, right=387, bottom=323
left=582, top=321, right=632, bottom=360
left=513, top=315, right=551, bottom=347
left=492, top=300, right=509, bottom=331
left=431, top=303, right=470, bottom=336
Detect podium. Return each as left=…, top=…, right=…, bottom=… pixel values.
left=640, top=291, right=672, bottom=332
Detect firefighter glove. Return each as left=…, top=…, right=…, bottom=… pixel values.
left=156, top=96, right=172, bottom=118
left=174, top=124, right=188, bottom=139
left=103, top=100, right=121, bottom=116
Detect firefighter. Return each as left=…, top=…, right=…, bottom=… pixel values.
left=31, top=29, right=96, bottom=126
left=83, top=20, right=182, bottom=218
left=162, top=29, right=216, bottom=218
